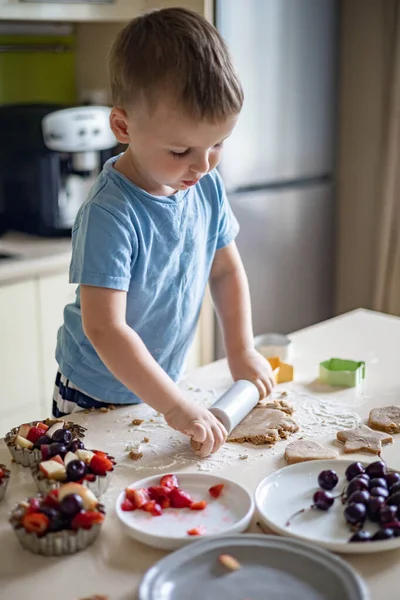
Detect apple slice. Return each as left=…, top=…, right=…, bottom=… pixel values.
left=15, top=435, right=34, bottom=449
left=39, top=460, right=67, bottom=481
left=76, top=449, right=95, bottom=464
left=51, top=454, right=64, bottom=466
left=17, top=424, right=31, bottom=439
left=64, top=451, right=78, bottom=466
left=59, top=482, right=98, bottom=510
left=46, top=422, right=65, bottom=439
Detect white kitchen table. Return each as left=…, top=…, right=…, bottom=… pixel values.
left=1, top=309, right=399, bottom=600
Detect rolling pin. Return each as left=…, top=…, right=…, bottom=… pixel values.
left=191, top=380, right=260, bottom=452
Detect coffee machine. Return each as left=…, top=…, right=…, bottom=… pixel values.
left=0, top=104, right=118, bottom=236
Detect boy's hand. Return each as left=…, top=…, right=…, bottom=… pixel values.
left=164, top=401, right=227, bottom=458
left=228, top=348, right=275, bottom=399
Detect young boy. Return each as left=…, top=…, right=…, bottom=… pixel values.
left=54, top=7, right=274, bottom=457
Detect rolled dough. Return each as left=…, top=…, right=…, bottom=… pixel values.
left=227, top=406, right=299, bottom=445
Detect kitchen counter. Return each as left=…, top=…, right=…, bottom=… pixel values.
left=1, top=308, right=400, bottom=600
left=0, top=232, right=72, bottom=284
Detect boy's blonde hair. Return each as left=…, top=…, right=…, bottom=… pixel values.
left=109, top=7, right=243, bottom=121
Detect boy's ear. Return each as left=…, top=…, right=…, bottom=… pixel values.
left=109, top=107, right=130, bottom=144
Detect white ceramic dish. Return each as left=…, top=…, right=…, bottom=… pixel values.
left=255, top=459, right=400, bottom=554
left=116, top=473, right=254, bottom=550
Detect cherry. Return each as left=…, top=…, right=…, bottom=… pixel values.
left=387, top=492, right=400, bottom=509
left=369, top=478, right=387, bottom=490
left=372, top=528, right=394, bottom=541
left=345, top=462, right=365, bottom=481
left=370, top=486, right=389, bottom=499
left=389, top=482, right=400, bottom=495
left=285, top=490, right=334, bottom=526
left=378, top=505, right=398, bottom=525
left=318, top=470, right=339, bottom=491
left=367, top=496, right=386, bottom=522
left=344, top=503, right=367, bottom=527
left=385, top=472, right=400, bottom=489
left=347, top=490, right=370, bottom=506
left=365, top=461, right=386, bottom=478
left=347, top=478, right=368, bottom=496
left=349, top=530, right=372, bottom=543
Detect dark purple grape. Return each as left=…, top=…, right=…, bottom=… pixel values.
left=367, top=496, right=386, bottom=522
left=52, top=429, right=72, bottom=445
left=66, top=460, right=87, bottom=482
left=345, top=462, right=365, bottom=481
left=370, top=486, right=389, bottom=499
left=48, top=513, right=69, bottom=532
left=59, top=493, right=83, bottom=517
left=49, top=443, right=67, bottom=458
left=313, top=490, right=334, bottom=511
left=318, top=469, right=339, bottom=491
left=372, top=528, right=394, bottom=541
left=389, top=482, right=400, bottom=496
left=347, top=490, right=370, bottom=506
left=344, top=503, right=367, bottom=526
left=379, top=505, right=398, bottom=524
left=369, top=478, right=387, bottom=490
left=347, top=478, right=368, bottom=496
left=387, top=492, right=400, bottom=509
left=365, top=461, right=386, bottom=478
left=68, top=439, right=85, bottom=452
left=385, top=472, right=400, bottom=489
left=349, top=530, right=372, bottom=543
left=40, top=506, right=60, bottom=520
left=34, top=435, right=50, bottom=447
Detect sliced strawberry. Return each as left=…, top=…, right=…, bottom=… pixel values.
left=151, top=503, right=163, bottom=516
left=84, top=473, right=96, bottom=482
left=169, top=488, right=193, bottom=508
left=125, top=488, right=150, bottom=508
left=43, top=489, right=60, bottom=509
left=190, top=500, right=207, bottom=511
left=142, top=501, right=163, bottom=517
left=160, top=474, right=179, bottom=489
left=209, top=484, right=224, bottom=498
left=121, top=499, right=135, bottom=511
left=159, top=496, right=171, bottom=509
left=92, top=450, right=109, bottom=459
left=27, top=426, right=48, bottom=444
left=90, top=454, right=113, bottom=476
left=148, top=485, right=171, bottom=501
left=71, top=510, right=104, bottom=530
left=187, top=526, right=205, bottom=536
left=22, top=512, right=49, bottom=534
left=51, top=454, right=64, bottom=466
left=0, top=468, right=4, bottom=479
left=36, top=422, right=49, bottom=432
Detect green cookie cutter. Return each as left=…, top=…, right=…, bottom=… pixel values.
left=319, top=358, right=366, bottom=388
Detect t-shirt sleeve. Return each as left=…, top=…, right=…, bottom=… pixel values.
left=70, top=201, right=134, bottom=291
left=213, top=169, right=240, bottom=249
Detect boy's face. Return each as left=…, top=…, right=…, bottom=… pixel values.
left=110, top=97, right=238, bottom=196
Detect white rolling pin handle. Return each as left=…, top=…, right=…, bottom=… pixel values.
left=209, top=380, right=260, bottom=434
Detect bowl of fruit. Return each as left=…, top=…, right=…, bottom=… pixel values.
left=31, top=445, right=116, bottom=498
left=5, top=418, right=86, bottom=467
left=0, top=464, right=11, bottom=501
left=255, top=459, right=400, bottom=553
left=9, top=482, right=105, bottom=556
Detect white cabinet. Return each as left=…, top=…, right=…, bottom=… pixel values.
left=37, top=273, right=76, bottom=407
left=0, top=280, right=45, bottom=437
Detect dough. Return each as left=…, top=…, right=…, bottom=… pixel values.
left=336, top=424, right=393, bottom=454
left=260, top=399, right=294, bottom=415
left=368, top=405, right=400, bottom=434
left=284, top=439, right=339, bottom=465
left=227, top=407, right=299, bottom=445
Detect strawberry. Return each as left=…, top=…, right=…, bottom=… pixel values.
left=160, top=474, right=179, bottom=489
left=22, top=512, right=49, bottom=534
left=125, top=488, right=150, bottom=508
left=90, top=454, right=113, bottom=476
left=148, top=485, right=171, bottom=501
left=71, top=510, right=104, bottom=530
left=159, top=496, right=171, bottom=509
left=187, top=526, right=205, bottom=536
left=190, top=500, right=207, bottom=511
left=43, top=489, right=60, bottom=509
left=142, top=501, right=163, bottom=516
left=27, top=426, right=48, bottom=444
left=92, top=450, right=108, bottom=459
left=51, top=454, right=64, bottom=466
left=36, top=422, right=49, bottom=432
left=209, top=484, right=224, bottom=498
left=169, top=488, right=193, bottom=508
left=121, top=499, right=135, bottom=511
left=0, top=468, right=4, bottom=479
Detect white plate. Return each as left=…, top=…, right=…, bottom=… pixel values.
left=255, top=459, right=400, bottom=554
left=116, top=472, right=254, bottom=550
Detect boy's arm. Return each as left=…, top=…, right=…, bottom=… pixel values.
left=209, top=241, right=275, bottom=398
left=80, top=285, right=226, bottom=456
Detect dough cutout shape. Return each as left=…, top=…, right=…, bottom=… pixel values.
left=284, top=439, right=339, bottom=465
left=368, top=405, right=400, bottom=434
left=227, top=406, right=299, bottom=445
left=336, top=424, right=393, bottom=455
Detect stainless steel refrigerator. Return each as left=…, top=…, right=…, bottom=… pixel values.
left=215, top=0, right=337, bottom=358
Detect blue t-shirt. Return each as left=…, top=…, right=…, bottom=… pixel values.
left=56, top=156, right=239, bottom=404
